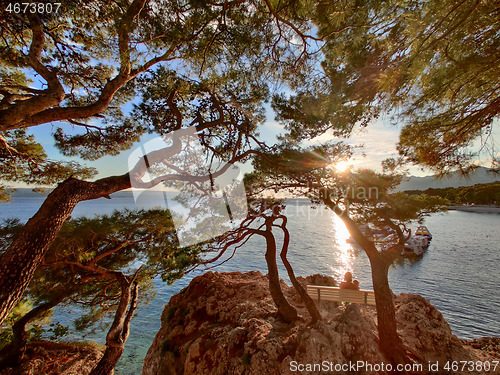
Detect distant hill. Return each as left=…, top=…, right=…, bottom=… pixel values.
left=396, top=167, right=500, bottom=192
left=4, top=188, right=49, bottom=198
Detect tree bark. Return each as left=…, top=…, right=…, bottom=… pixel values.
left=278, top=216, right=321, bottom=324
left=323, top=198, right=409, bottom=369
left=0, top=176, right=130, bottom=326
left=0, top=14, right=65, bottom=129
left=91, top=346, right=125, bottom=375
left=90, top=277, right=138, bottom=375
left=369, top=255, right=409, bottom=371
left=263, top=219, right=297, bottom=323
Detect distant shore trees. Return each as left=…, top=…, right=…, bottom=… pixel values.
left=405, top=182, right=500, bottom=206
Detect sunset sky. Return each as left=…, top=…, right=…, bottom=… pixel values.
left=24, top=108, right=498, bottom=185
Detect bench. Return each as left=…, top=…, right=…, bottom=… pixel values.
left=307, top=285, right=376, bottom=306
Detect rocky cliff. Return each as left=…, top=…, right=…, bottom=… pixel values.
left=143, top=271, right=499, bottom=375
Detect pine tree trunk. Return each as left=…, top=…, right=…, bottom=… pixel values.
left=328, top=204, right=409, bottom=370
left=0, top=179, right=85, bottom=326
left=263, top=223, right=297, bottom=323
left=369, top=255, right=409, bottom=370
left=280, top=252, right=321, bottom=324
left=89, top=347, right=124, bottom=375
left=0, top=175, right=130, bottom=327
left=90, top=278, right=138, bottom=375
left=278, top=216, right=321, bottom=323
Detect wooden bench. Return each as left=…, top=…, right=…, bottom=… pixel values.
left=307, top=285, right=376, bottom=306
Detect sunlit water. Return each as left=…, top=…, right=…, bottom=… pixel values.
left=1, top=196, right=499, bottom=374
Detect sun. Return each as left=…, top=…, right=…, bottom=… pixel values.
left=333, top=160, right=352, bottom=172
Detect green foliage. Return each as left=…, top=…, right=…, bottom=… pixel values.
left=273, top=1, right=499, bottom=172
left=0, top=130, right=96, bottom=199
left=248, top=142, right=353, bottom=195
left=249, top=144, right=448, bottom=234
left=0, top=186, right=12, bottom=203
left=405, top=182, right=500, bottom=206
left=0, top=299, right=31, bottom=350
left=317, top=166, right=448, bottom=228
left=0, top=209, right=204, bottom=339
left=53, top=119, right=144, bottom=161
left=0, top=218, right=22, bottom=250
left=0, top=298, right=65, bottom=349
left=123, top=66, right=268, bottom=163
left=1, top=0, right=316, bottom=169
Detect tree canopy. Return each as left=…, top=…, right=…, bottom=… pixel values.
left=0, top=0, right=317, bottom=198
left=0, top=0, right=321, bottom=328
left=274, top=0, right=499, bottom=173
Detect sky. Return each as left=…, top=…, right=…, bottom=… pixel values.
left=25, top=109, right=408, bottom=182
left=9, top=25, right=497, bottom=189
left=15, top=104, right=499, bottom=189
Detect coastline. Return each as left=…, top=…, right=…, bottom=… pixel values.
left=448, top=205, right=500, bottom=213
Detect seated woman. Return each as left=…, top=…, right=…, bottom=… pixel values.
left=339, top=271, right=359, bottom=290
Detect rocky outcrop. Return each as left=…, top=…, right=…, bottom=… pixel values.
left=296, top=274, right=337, bottom=288
left=395, top=294, right=474, bottom=365
left=0, top=341, right=103, bottom=375
left=143, top=271, right=499, bottom=375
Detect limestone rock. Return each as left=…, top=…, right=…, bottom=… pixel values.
left=297, top=274, right=337, bottom=288
left=0, top=341, right=103, bottom=375
left=143, top=272, right=499, bottom=375
left=395, top=294, right=499, bottom=374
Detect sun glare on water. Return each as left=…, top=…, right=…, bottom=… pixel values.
left=330, top=213, right=356, bottom=281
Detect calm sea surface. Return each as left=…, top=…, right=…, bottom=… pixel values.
left=1, top=194, right=499, bottom=374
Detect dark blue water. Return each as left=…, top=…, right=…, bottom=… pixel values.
left=1, top=195, right=499, bottom=374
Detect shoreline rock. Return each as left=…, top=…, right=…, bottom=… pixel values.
left=143, top=271, right=499, bottom=375
left=0, top=341, right=103, bottom=375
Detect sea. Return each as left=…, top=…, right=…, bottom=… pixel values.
left=0, top=193, right=499, bottom=374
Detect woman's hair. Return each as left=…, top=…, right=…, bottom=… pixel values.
left=344, top=272, right=353, bottom=282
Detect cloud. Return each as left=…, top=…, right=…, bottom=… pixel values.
left=303, top=118, right=402, bottom=170
left=347, top=122, right=400, bottom=170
